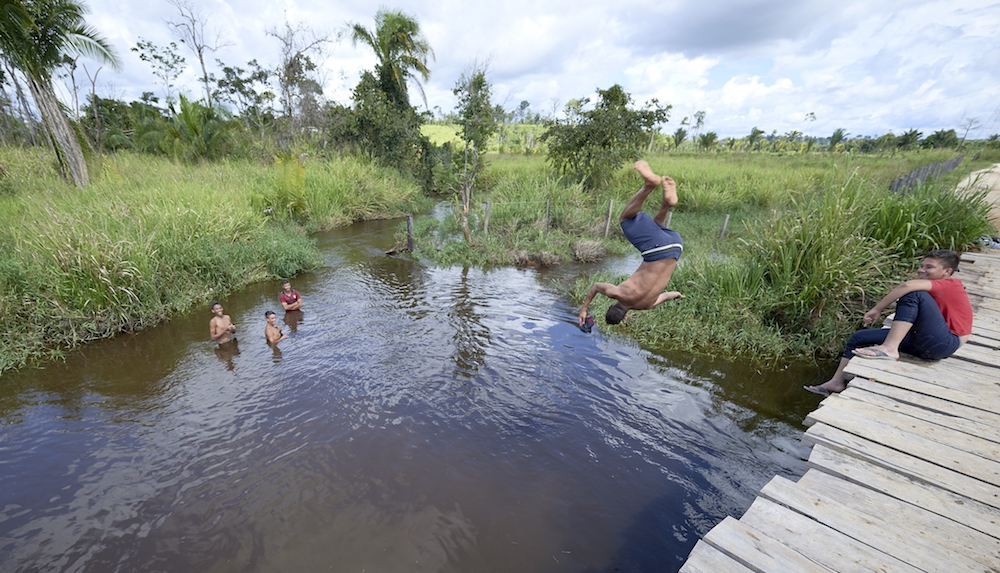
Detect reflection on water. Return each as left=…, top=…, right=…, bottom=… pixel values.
left=0, top=219, right=823, bottom=573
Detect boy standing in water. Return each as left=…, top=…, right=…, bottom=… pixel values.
left=209, top=302, right=237, bottom=345
left=265, top=310, right=288, bottom=345
left=279, top=279, right=304, bottom=311
left=578, top=160, right=684, bottom=327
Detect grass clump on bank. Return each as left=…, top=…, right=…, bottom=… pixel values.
left=0, top=147, right=427, bottom=373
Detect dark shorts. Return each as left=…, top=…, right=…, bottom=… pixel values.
left=621, top=213, right=683, bottom=262
left=842, top=291, right=961, bottom=360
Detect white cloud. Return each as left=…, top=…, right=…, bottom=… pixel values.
left=59, top=0, right=999, bottom=138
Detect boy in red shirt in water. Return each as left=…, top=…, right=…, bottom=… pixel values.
left=279, top=279, right=304, bottom=311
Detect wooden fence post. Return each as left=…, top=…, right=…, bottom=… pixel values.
left=407, top=215, right=414, bottom=251
left=484, top=202, right=491, bottom=236
left=545, top=199, right=551, bottom=238
left=604, top=199, right=614, bottom=237
left=719, top=214, right=730, bottom=239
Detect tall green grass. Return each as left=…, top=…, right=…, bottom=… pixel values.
left=0, top=148, right=425, bottom=373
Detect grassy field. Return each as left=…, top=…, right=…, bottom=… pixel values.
left=0, top=148, right=429, bottom=373
left=409, top=148, right=999, bottom=363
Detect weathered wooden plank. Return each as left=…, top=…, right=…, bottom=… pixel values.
left=702, top=516, right=833, bottom=572
left=953, top=342, right=1000, bottom=367
left=740, top=497, right=922, bottom=572
left=806, top=396, right=1000, bottom=466
left=887, top=354, right=1000, bottom=387
left=967, top=286, right=1000, bottom=299
left=808, top=443, right=1000, bottom=540
left=796, top=469, right=1000, bottom=567
left=841, top=369, right=994, bottom=414
left=805, top=397, right=1000, bottom=486
left=971, top=333, right=1000, bottom=348
left=679, top=540, right=756, bottom=573
left=803, top=423, right=1000, bottom=510
left=841, top=376, right=1000, bottom=428
left=760, top=475, right=989, bottom=572
left=839, top=381, right=1000, bottom=444
left=927, top=355, right=1000, bottom=381
left=845, top=360, right=1000, bottom=405
left=972, top=328, right=1000, bottom=344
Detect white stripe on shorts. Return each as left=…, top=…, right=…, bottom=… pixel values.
left=640, top=243, right=683, bottom=257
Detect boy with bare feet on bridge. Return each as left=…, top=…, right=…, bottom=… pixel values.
left=578, top=161, right=685, bottom=328
left=804, top=250, right=972, bottom=397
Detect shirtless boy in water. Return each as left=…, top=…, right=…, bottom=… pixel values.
left=579, top=161, right=685, bottom=327
left=209, top=302, right=237, bottom=345
left=265, top=310, right=288, bottom=345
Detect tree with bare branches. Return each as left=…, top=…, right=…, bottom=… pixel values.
left=167, top=0, right=231, bottom=108
left=266, top=21, right=333, bottom=121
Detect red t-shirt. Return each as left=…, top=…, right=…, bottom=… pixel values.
left=279, top=289, right=300, bottom=306
left=928, top=278, right=973, bottom=336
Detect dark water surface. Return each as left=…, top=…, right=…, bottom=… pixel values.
left=1, top=219, right=827, bottom=573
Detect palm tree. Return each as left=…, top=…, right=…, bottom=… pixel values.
left=672, top=127, right=687, bottom=150
left=829, top=128, right=848, bottom=152
left=349, top=8, right=434, bottom=109
left=697, top=131, right=718, bottom=152
left=746, top=127, right=765, bottom=151
left=0, top=0, right=119, bottom=187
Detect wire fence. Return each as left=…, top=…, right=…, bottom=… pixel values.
left=889, top=155, right=964, bottom=194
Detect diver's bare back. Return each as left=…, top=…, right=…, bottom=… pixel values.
left=616, top=259, right=678, bottom=309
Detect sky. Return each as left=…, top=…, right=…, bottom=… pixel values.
left=66, top=0, right=1000, bottom=139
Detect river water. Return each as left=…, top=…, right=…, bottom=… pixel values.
left=0, top=218, right=826, bottom=573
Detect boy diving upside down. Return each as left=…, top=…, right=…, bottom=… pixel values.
left=579, top=161, right=684, bottom=328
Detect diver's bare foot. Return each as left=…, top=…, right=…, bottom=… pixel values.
left=634, top=160, right=661, bottom=188
left=661, top=176, right=678, bottom=207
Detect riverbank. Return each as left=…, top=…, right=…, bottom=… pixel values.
left=0, top=148, right=429, bottom=374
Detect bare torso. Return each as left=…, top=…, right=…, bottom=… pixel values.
left=615, top=259, right=678, bottom=309
left=210, top=315, right=235, bottom=344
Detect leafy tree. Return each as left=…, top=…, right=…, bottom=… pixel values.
left=349, top=8, right=434, bottom=109
left=214, top=59, right=275, bottom=142
left=0, top=0, right=121, bottom=187
left=692, top=110, right=705, bottom=137
left=266, top=21, right=332, bottom=122
left=896, top=129, right=922, bottom=150
left=452, top=64, right=495, bottom=243
left=542, top=84, right=670, bottom=189
left=697, top=131, right=718, bottom=151
left=145, top=94, right=232, bottom=161
left=80, top=94, right=163, bottom=151
left=746, top=127, right=765, bottom=150
left=672, top=127, right=687, bottom=149
left=921, top=129, right=958, bottom=149
left=334, top=70, right=425, bottom=171
left=829, top=127, right=848, bottom=151
left=132, top=38, right=185, bottom=108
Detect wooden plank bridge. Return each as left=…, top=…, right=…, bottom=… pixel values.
left=680, top=249, right=1000, bottom=572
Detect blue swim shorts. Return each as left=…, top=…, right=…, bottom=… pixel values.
left=621, top=212, right=683, bottom=262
